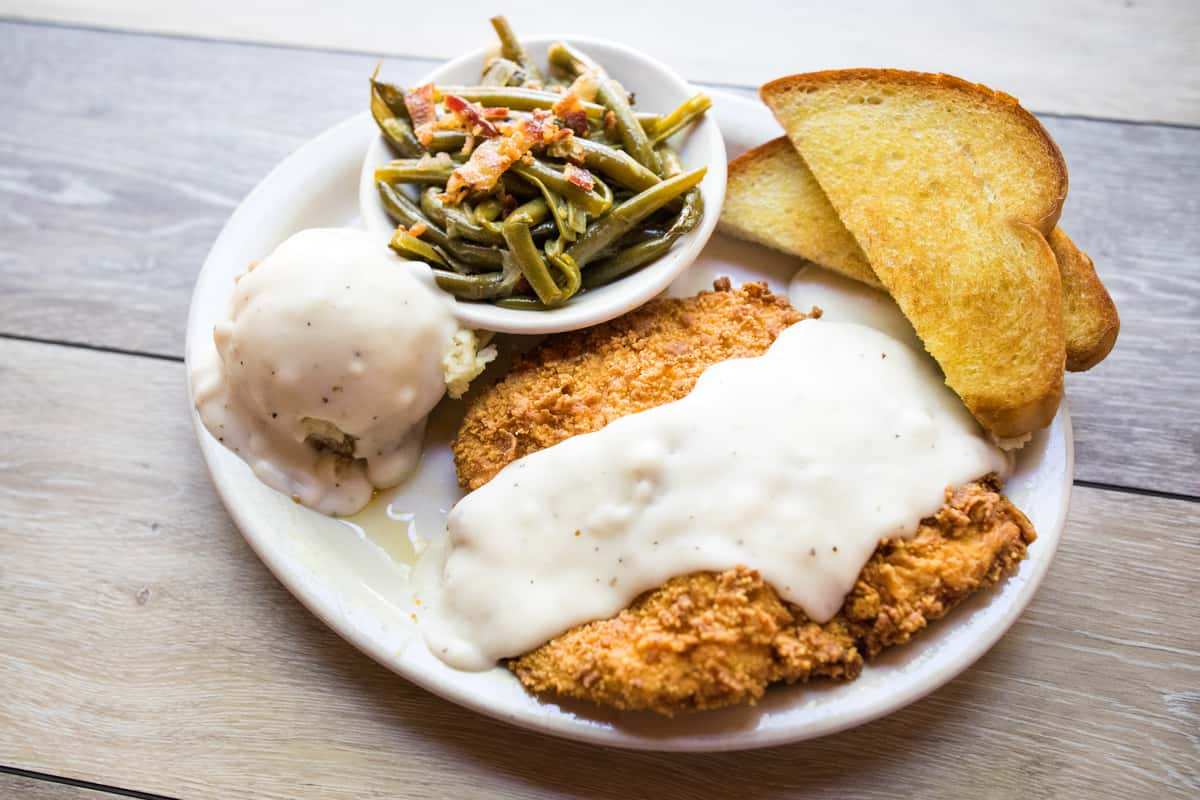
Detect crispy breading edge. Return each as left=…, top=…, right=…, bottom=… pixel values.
left=453, top=279, right=1037, bottom=715
left=510, top=477, right=1035, bottom=715
left=452, top=279, right=811, bottom=491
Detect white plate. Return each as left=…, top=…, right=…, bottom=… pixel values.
left=359, top=37, right=726, bottom=335
left=186, top=90, right=1072, bottom=751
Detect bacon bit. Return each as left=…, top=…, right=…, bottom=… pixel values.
left=603, top=109, right=617, bottom=135
left=444, top=94, right=500, bottom=138
left=552, top=91, right=590, bottom=137
left=404, top=83, right=437, bottom=130
left=407, top=221, right=427, bottom=238
left=561, top=111, right=588, bottom=137
left=563, top=163, right=595, bottom=191
left=482, top=106, right=510, bottom=119
left=442, top=111, right=565, bottom=203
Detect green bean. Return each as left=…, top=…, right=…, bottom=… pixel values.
left=377, top=179, right=436, bottom=230
left=623, top=224, right=674, bottom=245
left=389, top=230, right=447, bottom=267
left=473, top=198, right=505, bottom=235
left=657, top=144, right=685, bottom=178
left=371, top=78, right=407, bottom=113
left=489, top=16, right=543, bottom=85
left=481, top=57, right=526, bottom=87
left=564, top=167, right=705, bottom=268
left=601, top=79, right=661, bottom=173
left=506, top=197, right=549, bottom=227
left=652, top=93, right=713, bottom=146
left=370, top=76, right=421, bottom=157
left=572, top=137, right=660, bottom=192
left=433, top=87, right=605, bottom=119
left=585, top=181, right=704, bottom=288
left=431, top=262, right=522, bottom=300
left=418, top=186, right=449, bottom=227
left=547, top=42, right=660, bottom=174
left=501, top=199, right=561, bottom=305
left=426, top=130, right=468, bottom=154
left=635, top=112, right=659, bottom=132
left=592, top=224, right=671, bottom=262
left=375, top=159, right=456, bottom=185
left=511, top=160, right=610, bottom=217
left=582, top=237, right=672, bottom=288
left=474, top=198, right=504, bottom=223
left=514, top=168, right=577, bottom=243
left=545, top=237, right=582, bottom=299
left=566, top=198, right=588, bottom=237
left=529, top=219, right=557, bottom=240
left=420, top=188, right=505, bottom=245
left=376, top=181, right=504, bottom=270
left=501, top=172, right=540, bottom=200
left=451, top=203, right=505, bottom=245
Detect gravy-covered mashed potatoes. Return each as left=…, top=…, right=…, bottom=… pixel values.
left=191, top=228, right=493, bottom=515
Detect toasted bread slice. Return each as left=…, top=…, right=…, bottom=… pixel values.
left=720, top=136, right=1119, bottom=372
left=762, top=70, right=1066, bottom=436
left=720, top=137, right=881, bottom=288
left=1047, top=227, right=1120, bottom=371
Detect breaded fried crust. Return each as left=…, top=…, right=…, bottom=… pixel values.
left=455, top=280, right=1036, bottom=715
left=511, top=477, right=1035, bottom=715
left=453, top=279, right=809, bottom=490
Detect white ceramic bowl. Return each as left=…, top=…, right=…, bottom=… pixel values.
left=359, top=36, right=726, bottom=335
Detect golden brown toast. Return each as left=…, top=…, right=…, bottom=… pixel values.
left=719, top=136, right=1119, bottom=372
left=1047, top=227, right=1120, bottom=371
left=762, top=70, right=1067, bottom=437
left=720, top=137, right=881, bottom=289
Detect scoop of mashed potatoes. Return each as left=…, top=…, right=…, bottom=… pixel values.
left=192, top=227, right=486, bottom=515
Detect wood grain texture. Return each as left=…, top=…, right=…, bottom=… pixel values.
left=0, top=774, right=136, bottom=800
left=0, top=22, right=1196, bottom=494
left=3, top=0, right=1199, bottom=124
left=1, top=337, right=1197, bottom=800
left=1050, top=114, right=1200, bottom=497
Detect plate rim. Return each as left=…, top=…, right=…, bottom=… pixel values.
left=186, top=89, right=1075, bottom=752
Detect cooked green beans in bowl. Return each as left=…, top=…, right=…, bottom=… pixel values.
left=363, top=16, right=719, bottom=321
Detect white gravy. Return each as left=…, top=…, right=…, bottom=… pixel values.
left=191, top=228, right=456, bottom=516
left=416, top=320, right=1007, bottom=670
left=788, top=263, right=920, bottom=347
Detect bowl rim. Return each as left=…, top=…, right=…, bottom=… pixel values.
left=358, top=34, right=727, bottom=335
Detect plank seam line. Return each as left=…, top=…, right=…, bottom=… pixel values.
left=0, top=333, right=182, bottom=363
left=0, top=765, right=179, bottom=800
left=1073, top=479, right=1199, bottom=505
left=2, top=16, right=1197, bottom=132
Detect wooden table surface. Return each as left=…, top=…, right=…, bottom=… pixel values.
left=1, top=5, right=1198, bottom=798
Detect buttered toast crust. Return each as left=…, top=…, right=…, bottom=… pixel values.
left=720, top=135, right=1118, bottom=373
left=720, top=137, right=880, bottom=288
left=762, top=70, right=1069, bottom=437
left=1047, top=227, right=1120, bottom=371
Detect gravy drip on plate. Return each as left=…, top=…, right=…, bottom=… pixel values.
left=191, top=228, right=456, bottom=516
left=417, top=321, right=1008, bottom=670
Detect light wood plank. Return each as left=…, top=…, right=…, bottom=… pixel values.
left=1051, top=115, right=1200, bottom=497
left=1, top=337, right=1197, bottom=799
left=1, top=22, right=1197, bottom=495
left=3, top=0, right=1199, bottom=124
left=0, top=774, right=136, bottom=800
